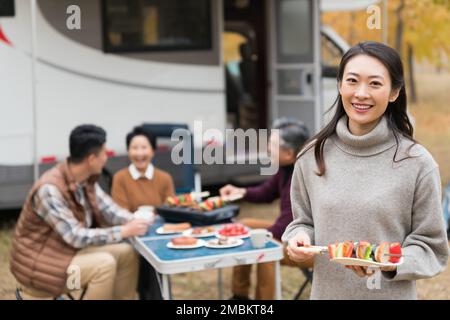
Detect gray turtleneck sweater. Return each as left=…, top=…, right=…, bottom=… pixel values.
left=282, top=115, right=449, bottom=300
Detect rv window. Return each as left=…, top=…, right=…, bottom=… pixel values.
left=0, top=0, right=15, bottom=17
left=102, top=0, right=211, bottom=52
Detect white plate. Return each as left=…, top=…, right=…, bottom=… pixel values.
left=182, top=228, right=216, bottom=238
left=156, top=226, right=186, bottom=235
left=205, top=238, right=244, bottom=249
left=215, top=230, right=250, bottom=239
left=167, top=239, right=206, bottom=250
left=331, top=257, right=404, bottom=268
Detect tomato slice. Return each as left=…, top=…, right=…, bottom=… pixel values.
left=389, top=243, right=402, bottom=263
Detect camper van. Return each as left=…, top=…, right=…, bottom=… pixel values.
left=0, top=0, right=352, bottom=209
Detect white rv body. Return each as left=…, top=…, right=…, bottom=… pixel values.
left=0, top=0, right=352, bottom=209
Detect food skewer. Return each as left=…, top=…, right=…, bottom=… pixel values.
left=165, top=192, right=244, bottom=212
left=296, top=245, right=328, bottom=254
left=166, top=191, right=210, bottom=206
left=198, top=193, right=244, bottom=211
left=299, top=246, right=405, bottom=257
left=192, top=191, right=211, bottom=198
left=295, top=241, right=405, bottom=264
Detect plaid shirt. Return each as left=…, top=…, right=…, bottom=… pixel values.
left=33, top=183, right=134, bottom=249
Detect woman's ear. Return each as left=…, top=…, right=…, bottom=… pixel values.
left=337, top=81, right=342, bottom=95
left=389, top=87, right=401, bottom=103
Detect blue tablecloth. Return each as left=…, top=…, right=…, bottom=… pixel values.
left=141, top=237, right=279, bottom=261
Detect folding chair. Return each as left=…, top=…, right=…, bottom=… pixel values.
left=141, top=123, right=201, bottom=194
left=293, top=268, right=313, bottom=300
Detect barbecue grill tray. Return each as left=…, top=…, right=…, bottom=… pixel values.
left=155, top=204, right=240, bottom=226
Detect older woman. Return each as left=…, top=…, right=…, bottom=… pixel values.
left=112, top=125, right=175, bottom=300
left=112, top=126, right=175, bottom=212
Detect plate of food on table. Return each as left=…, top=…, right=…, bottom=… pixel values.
left=156, top=222, right=192, bottom=235
left=297, top=241, right=403, bottom=267
left=166, top=236, right=206, bottom=249
left=182, top=226, right=217, bottom=238
left=216, top=223, right=249, bottom=239
left=205, top=236, right=244, bottom=249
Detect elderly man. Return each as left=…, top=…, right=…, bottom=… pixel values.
left=220, top=117, right=311, bottom=300
left=10, top=125, right=150, bottom=300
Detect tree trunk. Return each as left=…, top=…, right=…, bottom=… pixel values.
left=407, top=43, right=417, bottom=104
left=348, top=12, right=356, bottom=45
left=395, top=0, right=405, bottom=54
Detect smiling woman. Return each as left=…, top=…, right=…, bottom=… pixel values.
left=300, top=41, right=414, bottom=177
left=111, top=125, right=175, bottom=213
left=282, top=41, right=449, bottom=300
left=339, top=55, right=400, bottom=136
left=111, top=125, right=175, bottom=300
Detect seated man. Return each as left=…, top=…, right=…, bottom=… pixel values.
left=10, top=125, right=150, bottom=300
left=220, top=118, right=312, bottom=300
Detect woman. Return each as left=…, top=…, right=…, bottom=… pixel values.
left=112, top=126, right=175, bottom=212
left=112, top=125, right=175, bottom=300
left=220, top=118, right=310, bottom=300
left=283, top=42, right=449, bottom=300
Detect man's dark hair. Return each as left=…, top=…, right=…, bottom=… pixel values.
left=69, top=124, right=106, bottom=163
left=126, top=126, right=155, bottom=150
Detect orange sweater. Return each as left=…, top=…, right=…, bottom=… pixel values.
left=112, top=167, right=175, bottom=212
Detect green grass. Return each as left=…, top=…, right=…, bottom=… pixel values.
left=0, top=224, right=15, bottom=299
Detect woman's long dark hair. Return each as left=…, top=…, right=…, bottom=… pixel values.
left=298, top=41, right=416, bottom=176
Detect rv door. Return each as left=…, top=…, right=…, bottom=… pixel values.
left=268, top=0, right=321, bottom=135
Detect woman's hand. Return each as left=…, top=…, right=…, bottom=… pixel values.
left=347, top=266, right=374, bottom=277
left=348, top=265, right=397, bottom=277
left=219, top=184, right=246, bottom=198
left=286, top=231, right=315, bottom=263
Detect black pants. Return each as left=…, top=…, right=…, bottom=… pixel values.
left=138, top=256, right=163, bottom=300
